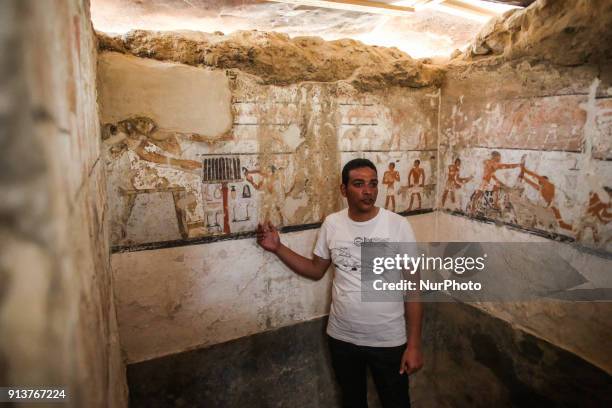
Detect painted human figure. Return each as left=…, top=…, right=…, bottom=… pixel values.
left=243, top=167, right=266, bottom=191
left=104, top=117, right=202, bottom=172
left=243, top=165, right=285, bottom=224
left=468, top=151, right=521, bottom=213
left=441, top=158, right=472, bottom=207
left=383, top=162, right=400, bottom=212
left=407, top=159, right=425, bottom=211
left=518, top=165, right=573, bottom=231
left=576, top=187, right=612, bottom=243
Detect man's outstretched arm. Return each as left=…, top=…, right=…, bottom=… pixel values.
left=257, top=221, right=331, bottom=281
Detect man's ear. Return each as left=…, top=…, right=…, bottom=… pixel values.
left=340, top=183, right=347, bottom=198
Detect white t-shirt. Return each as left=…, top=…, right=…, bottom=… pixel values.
left=314, top=207, right=416, bottom=347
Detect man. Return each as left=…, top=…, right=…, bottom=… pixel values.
left=441, top=158, right=472, bottom=208
left=383, top=162, right=400, bottom=212
left=407, top=160, right=425, bottom=211
left=257, top=158, right=423, bottom=408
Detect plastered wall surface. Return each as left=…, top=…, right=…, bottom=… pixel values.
left=98, top=52, right=233, bottom=135
left=112, top=212, right=435, bottom=363
left=0, top=1, right=127, bottom=406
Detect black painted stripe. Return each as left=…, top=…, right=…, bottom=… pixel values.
left=111, top=209, right=435, bottom=253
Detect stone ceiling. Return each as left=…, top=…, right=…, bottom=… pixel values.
left=90, top=0, right=528, bottom=59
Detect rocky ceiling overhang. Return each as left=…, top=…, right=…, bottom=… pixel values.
left=90, top=0, right=529, bottom=58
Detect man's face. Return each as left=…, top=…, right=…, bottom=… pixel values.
left=414, top=161, right=420, bottom=168
left=341, top=167, right=378, bottom=212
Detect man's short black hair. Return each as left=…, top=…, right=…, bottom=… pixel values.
left=342, top=158, right=377, bottom=185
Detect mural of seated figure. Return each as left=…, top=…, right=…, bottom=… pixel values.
left=103, top=116, right=202, bottom=172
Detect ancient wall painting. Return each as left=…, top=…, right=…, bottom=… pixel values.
left=337, top=90, right=439, bottom=152
left=439, top=148, right=612, bottom=251
left=441, top=158, right=473, bottom=209
left=98, top=52, right=441, bottom=248
left=573, top=160, right=612, bottom=250
left=448, top=149, right=578, bottom=233
left=575, top=187, right=612, bottom=247
left=441, top=94, right=587, bottom=152
left=338, top=100, right=391, bottom=152
left=386, top=89, right=439, bottom=151
left=382, top=162, right=401, bottom=212
left=200, top=156, right=246, bottom=234
left=592, top=98, right=612, bottom=160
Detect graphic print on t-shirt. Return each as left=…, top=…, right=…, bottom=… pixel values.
left=331, top=237, right=389, bottom=274
left=331, top=243, right=361, bottom=273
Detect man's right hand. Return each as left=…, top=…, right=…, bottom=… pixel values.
left=257, top=221, right=281, bottom=253
left=256, top=221, right=330, bottom=280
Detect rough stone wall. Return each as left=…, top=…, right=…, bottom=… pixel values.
left=457, top=0, right=612, bottom=66
left=0, top=1, right=127, bottom=406
left=97, top=30, right=445, bottom=91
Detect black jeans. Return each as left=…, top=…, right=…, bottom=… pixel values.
left=327, top=335, right=411, bottom=408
